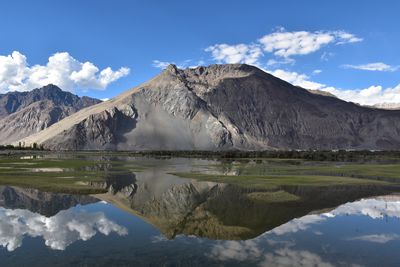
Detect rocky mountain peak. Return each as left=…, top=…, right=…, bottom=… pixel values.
left=38, top=84, right=63, bottom=93
left=165, top=63, right=262, bottom=80
left=165, top=64, right=179, bottom=75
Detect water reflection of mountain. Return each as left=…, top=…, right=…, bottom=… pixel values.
left=94, top=168, right=398, bottom=240
left=0, top=186, right=97, bottom=216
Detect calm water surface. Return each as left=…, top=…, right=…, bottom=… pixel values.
left=0, top=156, right=399, bottom=266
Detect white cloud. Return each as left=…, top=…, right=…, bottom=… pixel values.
left=312, top=69, right=322, bottom=75
left=259, top=29, right=362, bottom=58
left=0, top=51, right=130, bottom=93
left=343, top=62, right=398, bottom=72
left=266, top=58, right=295, bottom=67
left=325, top=197, right=400, bottom=219
left=263, top=68, right=400, bottom=106
left=208, top=240, right=262, bottom=262
left=152, top=60, right=173, bottom=69
left=204, top=28, right=361, bottom=68
left=205, top=44, right=263, bottom=65
left=269, top=214, right=326, bottom=236
left=320, top=51, right=334, bottom=61
left=152, top=59, right=205, bottom=70
left=260, top=248, right=335, bottom=267
left=323, top=84, right=400, bottom=106
left=268, top=69, right=326, bottom=90
left=0, top=206, right=127, bottom=251
left=348, top=234, right=400, bottom=244
left=334, top=31, right=363, bottom=44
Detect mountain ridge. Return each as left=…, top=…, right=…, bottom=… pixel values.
left=17, top=64, right=400, bottom=150
left=0, top=84, right=101, bottom=144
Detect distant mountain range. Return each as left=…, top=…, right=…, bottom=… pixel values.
left=0, top=85, right=100, bottom=144
left=369, top=102, right=400, bottom=110
left=9, top=64, right=400, bottom=150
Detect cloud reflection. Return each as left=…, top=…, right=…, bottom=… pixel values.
left=208, top=196, right=400, bottom=266
left=209, top=240, right=262, bottom=261
left=0, top=207, right=128, bottom=251
left=260, top=248, right=335, bottom=267
left=271, top=197, right=400, bottom=236
left=348, top=234, right=400, bottom=244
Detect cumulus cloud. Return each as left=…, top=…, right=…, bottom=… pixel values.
left=0, top=207, right=128, bottom=251
left=323, top=84, right=400, bottom=106
left=261, top=67, right=400, bottom=106
left=205, top=44, right=263, bottom=65
left=205, top=28, right=361, bottom=67
left=259, top=29, right=362, bottom=58
left=0, top=51, right=130, bottom=93
left=342, top=62, right=398, bottom=72
left=268, top=69, right=326, bottom=90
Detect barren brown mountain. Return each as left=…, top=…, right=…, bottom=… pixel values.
left=18, top=64, right=400, bottom=150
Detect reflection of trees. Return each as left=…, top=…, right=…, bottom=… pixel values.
left=88, top=170, right=137, bottom=196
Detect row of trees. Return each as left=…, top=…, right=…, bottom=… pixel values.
left=0, top=142, right=45, bottom=150
left=129, top=149, right=400, bottom=161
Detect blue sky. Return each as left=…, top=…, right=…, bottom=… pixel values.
left=0, top=0, right=399, bottom=105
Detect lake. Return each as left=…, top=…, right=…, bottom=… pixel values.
left=0, top=154, right=399, bottom=266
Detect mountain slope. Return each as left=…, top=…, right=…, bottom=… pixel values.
left=19, top=64, right=400, bottom=150
left=0, top=85, right=101, bottom=144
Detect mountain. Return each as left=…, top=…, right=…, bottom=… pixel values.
left=307, top=89, right=337, bottom=98
left=0, top=84, right=101, bottom=144
left=18, top=64, right=400, bottom=150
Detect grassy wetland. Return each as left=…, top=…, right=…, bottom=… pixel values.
left=0, top=151, right=399, bottom=197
